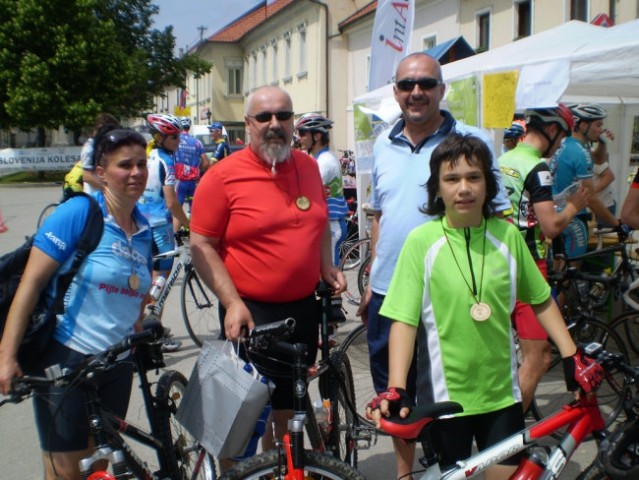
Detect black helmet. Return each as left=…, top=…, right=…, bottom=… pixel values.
left=295, top=113, right=333, bottom=134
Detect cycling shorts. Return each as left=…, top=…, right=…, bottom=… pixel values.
left=176, top=180, right=197, bottom=207
left=511, top=259, right=548, bottom=341
left=367, top=291, right=417, bottom=397
left=222, top=294, right=320, bottom=410
left=432, top=403, right=525, bottom=468
left=151, top=223, right=175, bottom=272
left=560, top=215, right=590, bottom=258
left=33, top=340, right=134, bottom=452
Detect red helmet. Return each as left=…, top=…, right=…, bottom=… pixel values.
left=146, top=114, right=182, bottom=136
left=524, top=103, right=574, bottom=134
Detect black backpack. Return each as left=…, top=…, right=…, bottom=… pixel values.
left=0, top=192, right=104, bottom=372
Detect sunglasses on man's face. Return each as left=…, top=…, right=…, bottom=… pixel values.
left=247, top=111, right=294, bottom=123
left=396, top=77, right=441, bottom=92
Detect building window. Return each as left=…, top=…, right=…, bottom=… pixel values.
left=251, top=53, right=257, bottom=91
left=298, top=26, right=307, bottom=74
left=477, top=11, right=491, bottom=52
left=571, top=0, right=588, bottom=21
left=272, top=43, right=278, bottom=83
left=225, top=58, right=243, bottom=96
left=422, top=35, right=437, bottom=51
left=284, top=33, right=291, bottom=81
left=261, top=48, right=267, bottom=86
left=516, top=1, right=532, bottom=39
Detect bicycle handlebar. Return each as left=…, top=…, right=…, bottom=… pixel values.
left=1, top=318, right=164, bottom=405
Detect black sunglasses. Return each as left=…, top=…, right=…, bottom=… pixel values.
left=105, top=129, right=147, bottom=145
left=396, top=77, right=441, bottom=92
left=247, top=111, right=294, bottom=123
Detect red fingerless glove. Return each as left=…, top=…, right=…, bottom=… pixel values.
left=562, top=348, right=604, bottom=394
left=367, top=387, right=414, bottom=416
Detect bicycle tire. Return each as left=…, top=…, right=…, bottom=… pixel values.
left=155, top=370, right=217, bottom=480
left=37, top=202, right=59, bottom=228
left=181, top=267, right=220, bottom=347
left=218, top=448, right=365, bottom=480
left=338, top=324, right=387, bottom=435
left=610, top=310, right=639, bottom=356
left=357, top=254, right=371, bottom=297
left=577, top=461, right=610, bottom=480
left=338, top=239, right=371, bottom=306
left=529, top=318, right=629, bottom=428
left=317, top=351, right=358, bottom=467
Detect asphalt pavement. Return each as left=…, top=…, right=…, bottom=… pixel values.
left=0, top=184, right=599, bottom=479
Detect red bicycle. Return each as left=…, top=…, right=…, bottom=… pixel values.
left=378, top=343, right=638, bottom=479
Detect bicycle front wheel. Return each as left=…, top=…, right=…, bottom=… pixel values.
left=181, top=267, right=220, bottom=347
left=610, top=310, right=639, bottom=356
left=155, top=370, right=217, bottom=480
left=37, top=203, right=59, bottom=228
left=218, top=449, right=365, bottom=480
left=530, top=318, right=628, bottom=427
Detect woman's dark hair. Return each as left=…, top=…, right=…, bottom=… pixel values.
left=421, top=133, right=498, bottom=218
left=93, top=127, right=147, bottom=168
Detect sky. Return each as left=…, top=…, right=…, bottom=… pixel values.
left=153, top=0, right=264, bottom=53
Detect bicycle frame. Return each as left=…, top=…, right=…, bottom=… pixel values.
left=79, top=347, right=175, bottom=479
left=150, top=231, right=191, bottom=313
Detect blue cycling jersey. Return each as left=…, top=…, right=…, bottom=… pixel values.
left=34, top=193, right=153, bottom=355
left=138, top=147, right=176, bottom=227
left=176, top=133, right=204, bottom=181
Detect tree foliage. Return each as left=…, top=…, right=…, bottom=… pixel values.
left=0, top=0, right=211, bottom=137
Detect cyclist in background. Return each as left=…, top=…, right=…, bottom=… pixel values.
left=295, top=113, right=350, bottom=266
left=550, top=103, right=624, bottom=258
left=501, top=120, right=526, bottom=154
left=498, top=105, right=589, bottom=413
left=81, top=113, right=120, bottom=195
left=174, top=116, right=210, bottom=230
left=208, top=121, right=230, bottom=163
left=138, top=114, right=190, bottom=352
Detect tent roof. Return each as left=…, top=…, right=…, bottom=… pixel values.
left=423, top=36, right=475, bottom=66
left=441, top=20, right=639, bottom=103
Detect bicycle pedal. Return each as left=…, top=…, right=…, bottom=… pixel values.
left=353, top=426, right=378, bottom=449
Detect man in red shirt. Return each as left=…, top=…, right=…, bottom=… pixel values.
left=190, top=86, right=345, bottom=464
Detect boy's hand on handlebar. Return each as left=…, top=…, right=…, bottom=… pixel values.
left=562, top=348, right=604, bottom=394
left=366, top=387, right=413, bottom=427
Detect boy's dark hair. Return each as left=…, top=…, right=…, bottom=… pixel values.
left=421, top=133, right=498, bottom=218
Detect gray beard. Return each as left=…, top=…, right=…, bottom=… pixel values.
left=259, top=142, right=291, bottom=165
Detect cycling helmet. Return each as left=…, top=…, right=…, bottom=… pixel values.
left=295, top=113, right=334, bottom=134
left=503, top=122, right=526, bottom=140
left=524, top=103, right=574, bottom=134
left=569, top=103, right=607, bottom=122
left=179, top=116, right=191, bottom=129
left=146, top=114, right=182, bottom=136
left=598, top=419, right=639, bottom=479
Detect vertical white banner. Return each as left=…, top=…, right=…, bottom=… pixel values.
left=368, top=0, right=415, bottom=91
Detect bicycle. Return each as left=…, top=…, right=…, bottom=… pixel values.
left=527, top=247, right=632, bottom=427
left=151, top=229, right=221, bottom=347
left=1, top=319, right=216, bottom=479
left=377, top=343, right=637, bottom=480
left=218, top=304, right=374, bottom=480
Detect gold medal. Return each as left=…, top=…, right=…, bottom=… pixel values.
left=128, top=273, right=140, bottom=290
left=470, top=302, right=491, bottom=321
left=296, top=196, right=311, bottom=211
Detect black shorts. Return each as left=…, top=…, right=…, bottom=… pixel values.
left=221, top=294, right=320, bottom=410
left=432, top=403, right=525, bottom=468
left=33, top=340, right=134, bottom=452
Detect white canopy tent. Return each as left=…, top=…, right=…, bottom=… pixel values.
left=353, top=20, right=639, bottom=216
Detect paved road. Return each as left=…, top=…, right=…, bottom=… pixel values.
left=0, top=185, right=599, bottom=479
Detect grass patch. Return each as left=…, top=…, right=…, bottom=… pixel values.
left=0, top=170, right=65, bottom=184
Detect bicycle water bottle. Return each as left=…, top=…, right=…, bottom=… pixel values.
left=231, top=404, right=271, bottom=460
left=149, top=276, right=166, bottom=301
left=510, top=446, right=549, bottom=479
left=313, top=399, right=331, bottom=441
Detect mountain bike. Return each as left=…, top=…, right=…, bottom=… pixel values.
left=1, top=319, right=216, bottom=479
left=378, top=344, right=638, bottom=480
left=218, top=309, right=373, bottom=480
left=151, top=229, right=221, bottom=346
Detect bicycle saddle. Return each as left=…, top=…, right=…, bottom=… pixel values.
left=380, top=401, right=463, bottom=440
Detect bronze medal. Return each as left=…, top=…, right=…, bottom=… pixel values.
left=470, top=302, right=491, bottom=322
left=128, top=273, right=140, bottom=291
left=296, top=196, right=311, bottom=211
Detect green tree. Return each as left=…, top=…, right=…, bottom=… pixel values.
left=0, top=0, right=211, bottom=144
